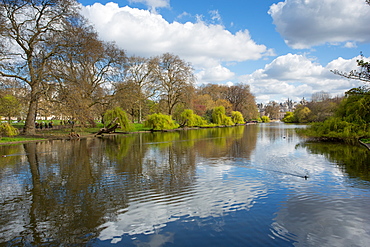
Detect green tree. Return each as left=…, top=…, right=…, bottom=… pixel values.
left=0, top=95, right=21, bottom=123
left=103, top=107, right=131, bottom=132
left=231, top=111, right=244, bottom=124
left=336, top=89, right=370, bottom=125
left=261, top=116, right=270, bottom=123
left=281, top=111, right=295, bottom=123
left=179, top=109, right=206, bottom=127
left=144, top=113, right=179, bottom=130
left=212, top=106, right=234, bottom=126
left=299, top=88, right=370, bottom=142
left=294, top=106, right=312, bottom=123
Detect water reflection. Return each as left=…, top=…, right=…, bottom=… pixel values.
left=1, top=124, right=370, bottom=246
left=301, top=141, right=370, bottom=182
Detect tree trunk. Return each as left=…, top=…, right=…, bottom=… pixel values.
left=23, top=91, right=38, bottom=135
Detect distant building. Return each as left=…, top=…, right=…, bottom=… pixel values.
left=258, top=98, right=306, bottom=120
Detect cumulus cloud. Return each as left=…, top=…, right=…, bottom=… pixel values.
left=80, top=3, right=272, bottom=73
left=196, top=65, right=235, bottom=83
left=268, top=0, right=370, bottom=49
left=240, top=54, right=366, bottom=102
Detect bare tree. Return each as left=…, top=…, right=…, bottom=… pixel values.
left=154, top=53, right=195, bottom=115
left=311, top=91, right=330, bottom=102
left=198, top=83, right=258, bottom=120
left=225, top=83, right=257, bottom=119
left=199, top=84, right=228, bottom=102
left=48, top=23, right=127, bottom=126
left=332, top=54, right=370, bottom=83
left=0, top=0, right=80, bottom=134
left=116, top=56, right=158, bottom=122
left=265, top=101, right=280, bottom=119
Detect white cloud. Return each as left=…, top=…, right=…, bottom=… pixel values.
left=129, top=0, right=170, bottom=13
left=80, top=3, right=271, bottom=71
left=240, top=54, right=366, bottom=102
left=209, top=9, right=222, bottom=24
left=344, top=42, right=357, bottom=48
left=269, top=0, right=370, bottom=49
left=196, top=65, right=235, bottom=84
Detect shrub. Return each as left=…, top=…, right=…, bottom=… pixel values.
left=0, top=122, right=19, bottom=138
left=144, top=113, right=179, bottom=130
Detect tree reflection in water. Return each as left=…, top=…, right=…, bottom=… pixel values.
left=300, top=141, right=370, bottom=182
left=0, top=126, right=257, bottom=245
left=1, top=125, right=370, bottom=246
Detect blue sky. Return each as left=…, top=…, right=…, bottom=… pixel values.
left=78, top=0, right=370, bottom=103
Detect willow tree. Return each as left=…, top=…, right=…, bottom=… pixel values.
left=0, top=0, right=80, bottom=134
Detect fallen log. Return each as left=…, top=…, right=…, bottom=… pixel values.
left=95, top=117, right=121, bottom=136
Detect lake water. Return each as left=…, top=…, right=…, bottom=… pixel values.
left=1, top=123, right=370, bottom=246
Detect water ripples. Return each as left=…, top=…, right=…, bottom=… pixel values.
left=98, top=164, right=268, bottom=242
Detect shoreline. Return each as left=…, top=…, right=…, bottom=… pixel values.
left=0, top=124, right=257, bottom=146
left=359, top=139, right=370, bottom=151
left=2, top=123, right=369, bottom=151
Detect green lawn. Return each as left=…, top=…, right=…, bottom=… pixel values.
left=0, top=122, right=153, bottom=145
left=360, top=138, right=370, bottom=144
left=0, top=136, right=46, bottom=144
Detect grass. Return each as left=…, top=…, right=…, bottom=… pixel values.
left=0, top=136, right=46, bottom=144
left=360, top=138, right=370, bottom=144
left=0, top=122, right=153, bottom=145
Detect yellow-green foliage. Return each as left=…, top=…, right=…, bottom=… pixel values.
left=0, top=95, right=21, bottom=122
left=231, top=111, right=244, bottom=124
left=300, top=91, right=370, bottom=142
left=180, top=109, right=207, bottom=127
left=299, top=117, right=369, bottom=143
left=294, top=106, right=312, bottom=123
left=103, top=107, right=132, bottom=132
left=212, top=106, right=234, bottom=126
left=261, top=116, right=270, bottom=123
left=144, top=113, right=179, bottom=130
left=0, top=122, right=19, bottom=137
left=282, top=112, right=295, bottom=123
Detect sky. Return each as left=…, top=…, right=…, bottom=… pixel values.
left=77, top=0, right=370, bottom=103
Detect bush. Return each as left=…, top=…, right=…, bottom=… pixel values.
left=144, top=113, right=179, bottom=130
left=0, top=122, right=19, bottom=138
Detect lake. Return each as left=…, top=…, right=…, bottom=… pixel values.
left=1, top=123, right=370, bottom=246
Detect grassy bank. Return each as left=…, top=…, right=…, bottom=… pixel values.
left=360, top=138, right=370, bottom=144
left=0, top=122, right=153, bottom=145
